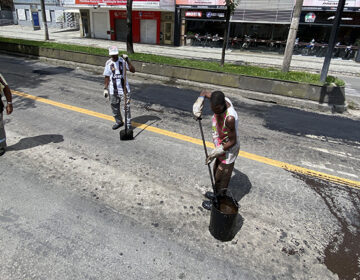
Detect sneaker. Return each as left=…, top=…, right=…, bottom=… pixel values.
left=112, top=121, right=124, bottom=130
left=202, top=200, right=212, bottom=211
left=204, top=191, right=215, bottom=200
left=0, top=148, right=5, bottom=156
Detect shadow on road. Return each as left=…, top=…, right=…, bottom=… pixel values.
left=228, top=169, right=252, bottom=202
left=132, top=115, right=161, bottom=139
left=262, top=105, right=360, bottom=145
left=220, top=169, right=252, bottom=241
left=132, top=82, right=360, bottom=145
left=13, top=95, right=49, bottom=111
left=7, top=134, right=64, bottom=151
left=131, top=83, right=208, bottom=113
left=1, top=55, right=76, bottom=93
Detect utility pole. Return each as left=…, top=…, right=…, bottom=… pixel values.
left=282, top=0, right=304, bottom=72
left=126, top=0, right=134, bottom=54
left=320, top=0, right=346, bottom=83
left=220, top=0, right=236, bottom=67
left=40, top=0, right=49, bottom=40
left=220, top=5, right=231, bottom=66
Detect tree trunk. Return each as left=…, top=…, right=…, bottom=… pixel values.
left=220, top=6, right=231, bottom=67
left=126, top=0, right=134, bottom=54
left=40, top=0, right=49, bottom=41
left=281, top=0, right=304, bottom=72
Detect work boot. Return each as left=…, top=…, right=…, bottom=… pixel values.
left=0, top=148, right=5, bottom=156
left=202, top=200, right=212, bottom=211
left=112, top=121, right=124, bottom=130
left=204, top=191, right=215, bottom=200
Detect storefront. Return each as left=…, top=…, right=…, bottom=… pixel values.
left=174, top=0, right=296, bottom=46
left=110, top=10, right=161, bottom=44
left=64, top=0, right=175, bottom=44
left=184, top=9, right=226, bottom=35
left=14, top=0, right=69, bottom=29
left=299, top=0, right=360, bottom=44
left=229, top=0, right=295, bottom=41
left=174, top=0, right=227, bottom=46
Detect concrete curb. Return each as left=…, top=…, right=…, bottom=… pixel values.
left=0, top=41, right=347, bottom=112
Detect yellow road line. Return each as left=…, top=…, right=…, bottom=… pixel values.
left=13, top=90, right=360, bottom=190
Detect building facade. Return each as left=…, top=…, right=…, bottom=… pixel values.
left=63, top=0, right=175, bottom=45
left=299, top=0, right=360, bottom=44
left=13, top=0, right=79, bottom=29
left=175, top=0, right=360, bottom=47
left=1, top=0, right=15, bottom=26
left=230, top=0, right=295, bottom=40
left=174, top=0, right=296, bottom=46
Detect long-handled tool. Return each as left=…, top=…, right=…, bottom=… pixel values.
left=120, top=59, right=133, bottom=141
left=198, top=118, right=218, bottom=208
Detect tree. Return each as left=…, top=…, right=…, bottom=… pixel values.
left=126, top=0, right=134, bottom=54
left=40, top=0, right=49, bottom=41
left=220, top=0, right=237, bottom=67
left=281, top=0, right=304, bottom=72
left=0, top=0, right=14, bottom=10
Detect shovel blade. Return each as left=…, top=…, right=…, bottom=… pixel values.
left=120, top=129, right=134, bottom=141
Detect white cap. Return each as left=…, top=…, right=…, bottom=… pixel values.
left=108, top=46, right=119, bottom=56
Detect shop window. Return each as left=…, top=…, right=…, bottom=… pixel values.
left=25, top=9, right=30, bottom=21
left=50, top=10, right=55, bottom=22
left=46, top=10, right=51, bottom=22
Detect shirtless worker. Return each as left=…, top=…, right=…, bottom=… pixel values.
left=193, top=90, right=240, bottom=210
left=0, top=73, right=13, bottom=156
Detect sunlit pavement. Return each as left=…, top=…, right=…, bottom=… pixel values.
left=0, top=54, right=359, bottom=279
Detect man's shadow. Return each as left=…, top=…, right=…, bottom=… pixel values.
left=7, top=134, right=64, bottom=151
left=228, top=168, right=252, bottom=202
left=132, top=115, right=161, bottom=139
left=226, top=168, right=252, bottom=239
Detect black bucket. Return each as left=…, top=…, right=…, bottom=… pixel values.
left=209, top=190, right=239, bottom=242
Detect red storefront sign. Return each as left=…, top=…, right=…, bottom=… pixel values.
left=109, top=10, right=161, bottom=43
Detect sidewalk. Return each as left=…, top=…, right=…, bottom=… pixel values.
left=1, top=25, right=359, bottom=77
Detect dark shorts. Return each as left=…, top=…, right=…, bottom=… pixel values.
left=213, top=159, right=235, bottom=193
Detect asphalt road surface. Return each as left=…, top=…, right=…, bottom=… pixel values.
left=0, top=54, right=359, bottom=280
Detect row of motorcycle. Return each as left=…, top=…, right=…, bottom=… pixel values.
left=294, top=38, right=358, bottom=60
left=185, top=33, right=359, bottom=60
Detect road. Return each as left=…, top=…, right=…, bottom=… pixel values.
left=0, top=54, right=359, bottom=279
left=341, top=75, right=360, bottom=111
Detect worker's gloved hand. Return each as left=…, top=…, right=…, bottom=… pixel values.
left=193, top=96, right=204, bottom=120
left=206, top=145, right=225, bottom=165
left=121, top=54, right=129, bottom=62
left=104, top=89, right=109, bottom=98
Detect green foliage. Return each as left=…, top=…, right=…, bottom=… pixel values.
left=325, top=75, right=345, bottom=86
left=225, top=0, right=238, bottom=13
left=0, top=36, right=345, bottom=86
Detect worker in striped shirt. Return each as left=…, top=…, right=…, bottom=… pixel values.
left=103, top=46, right=136, bottom=130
